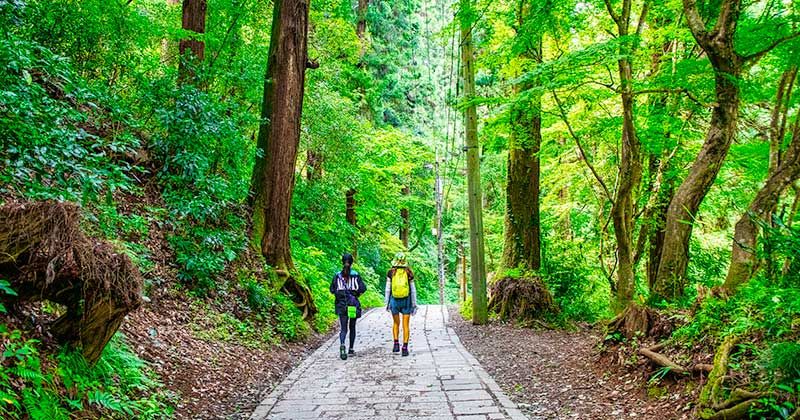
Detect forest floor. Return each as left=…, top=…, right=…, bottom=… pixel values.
left=121, top=294, right=333, bottom=419
left=448, top=307, right=697, bottom=419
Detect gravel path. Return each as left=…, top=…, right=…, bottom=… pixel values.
left=250, top=305, right=526, bottom=420
left=448, top=308, right=690, bottom=420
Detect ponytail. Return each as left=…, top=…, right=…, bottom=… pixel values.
left=341, top=253, right=354, bottom=278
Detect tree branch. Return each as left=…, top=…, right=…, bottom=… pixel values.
left=682, top=0, right=709, bottom=47
left=635, top=0, right=650, bottom=39
left=603, top=0, right=620, bottom=25
left=743, top=31, right=800, bottom=64
left=552, top=90, right=614, bottom=203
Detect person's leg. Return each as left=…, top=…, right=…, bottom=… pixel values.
left=401, top=314, right=411, bottom=356
left=392, top=313, right=400, bottom=352
left=348, top=317, right=357, bottom=353
left=402, top=314, right=411, bottom=343
left=339, top=315, right=348, bottom=360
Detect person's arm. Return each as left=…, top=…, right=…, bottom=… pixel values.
left=384, top=271, right=392, bottom=307
left=410, top=280, right=418, bottom=309
left=329, top=274, right=337, bottom=295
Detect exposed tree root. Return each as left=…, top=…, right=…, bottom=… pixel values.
left=0, top=201, right=142, bottom=364
left=607, top=304, right=672, bottom=339
left=695, top=337, right=754, bottom=419
left=638, top=346, right=712, bottom=375
left=487, top=275, right=557, bottom=323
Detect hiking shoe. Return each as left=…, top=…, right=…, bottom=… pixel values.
left=348, top=348, right=355, bottom=356
left=392, top=341, right=400, bottom=353
left=401, top=344, right=409, bottom=357
left=340, top=345, right=347, bottom=360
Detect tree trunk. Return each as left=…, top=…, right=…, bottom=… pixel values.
left=605, top=0, right=644, bottom=306
left=178, top=0, right=207, bottom=83
left=724, top=106, right=800, bottom=291
left=502, top=34, right=542, bottom=272
left=400, top=186, right=410, bottom=248
left=249, top=0, right=316, bottom=316
left=346, top=188, right=358, bottom=257
left=306, top=149, right=322, bottom=181
left=653, top=0, right=746, bottom=300
left=356, top=0, right=369, bottom=40
left=460, top=0, right=487, bottom=325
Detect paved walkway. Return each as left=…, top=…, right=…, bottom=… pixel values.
left=250, top=305, right=527, bottom=420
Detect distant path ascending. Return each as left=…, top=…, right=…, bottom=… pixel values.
left=249, top=305, right=527, bottom=420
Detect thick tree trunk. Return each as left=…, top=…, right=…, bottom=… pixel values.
left=460, top=0, right=487, bottom=325
left=724, top=108, right=800, bottom=291
left=653, top=0, right=747, bottom=299
left=655, top=72, right=740, bottom=299
left=178, top=0, right=207, bottom=83
left=502, top=89, right=542, bottom=271
left=249, top=0, right=316, bottom=316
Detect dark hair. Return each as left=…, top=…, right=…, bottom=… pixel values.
left=341, top=253, right=353, bottom=277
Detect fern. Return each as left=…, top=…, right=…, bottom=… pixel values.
left=22, top=388, right=68, bottom=420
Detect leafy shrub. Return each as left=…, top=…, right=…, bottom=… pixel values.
left=460, top=296, right=473, bottom=320
left=274, top=294, right=309, bottom=342
left=769, top=342, right=800, bottom=383
left=0, top=35, right=142, bottom=202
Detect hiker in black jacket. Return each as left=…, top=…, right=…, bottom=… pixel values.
left=329, top=253, right=366, bottom=360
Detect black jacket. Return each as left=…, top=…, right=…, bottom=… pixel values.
left=329, top=270, right=367, bottom=317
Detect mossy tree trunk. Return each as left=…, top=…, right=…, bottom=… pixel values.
left=724, top=85, right=800, bottom=291
left=460, top=0, right=487, bottom=325
left=654, top=0, right=796, bottom=300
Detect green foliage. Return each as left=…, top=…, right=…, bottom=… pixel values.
left=0, top=35, right=141, bottom=201
left=674, top=278, right=800, bottom=346
left=274, top=294, right=309, bottom=342
left=768, top=343, right=800, bottom=383
left=0, top=328, right=172, bottom=419
left=460, top=296, right=473, bottom=320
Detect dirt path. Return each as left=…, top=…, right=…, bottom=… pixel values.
left=448, top=308, right=691, bottom=419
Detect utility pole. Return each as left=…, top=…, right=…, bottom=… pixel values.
left=460, top=0, right=487, bottom=325
left=435, top=149, right=445, bottom=305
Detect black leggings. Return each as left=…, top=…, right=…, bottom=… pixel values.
left=339, top=315, right=357, bottom=348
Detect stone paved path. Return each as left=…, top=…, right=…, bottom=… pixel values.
left=250, top=305, right=527, bottom=420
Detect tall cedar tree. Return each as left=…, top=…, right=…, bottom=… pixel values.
left=250, top=0, right=317, bottom=317
left=502, top=0, right=542, bottom=273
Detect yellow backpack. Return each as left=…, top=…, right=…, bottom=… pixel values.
left=391, top=268, right=410, bottom=298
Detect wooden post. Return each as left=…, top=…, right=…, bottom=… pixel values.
left=459, top=242, right=467, bottom=302
left=460, top=0, right=487, bottom=324
left=435, top=149, right=445, bottom=304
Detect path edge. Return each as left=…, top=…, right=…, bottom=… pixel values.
left=443, top=306, right=529, bottom=420
left=249, top=308, right=378, bottom=420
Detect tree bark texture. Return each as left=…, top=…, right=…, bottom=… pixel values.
left=654, top=0, right=745, bottom=300
left=605, top=0, right=644, bottom=305
left=724, top=104, right=800, bottom=291
left=460, top=0, right=487, bottom=325
left=502, top=11, right=542, bottom=272
left=249, top=0, right=316, bottom=315
left=178, top=0, right=207, bottom=82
